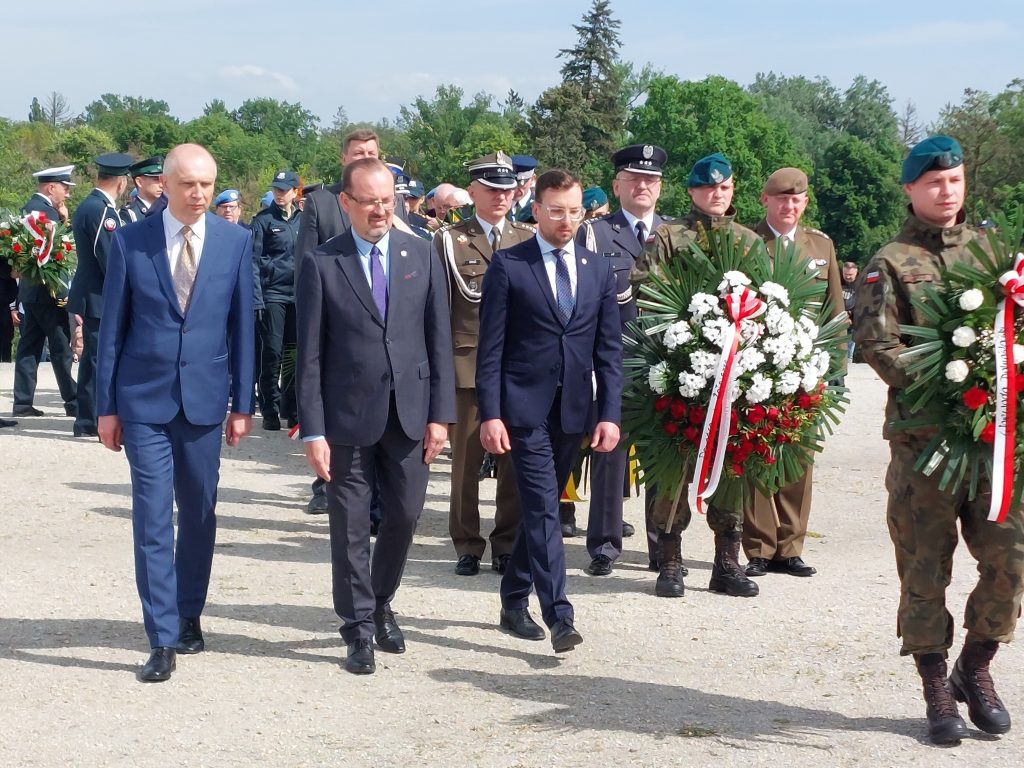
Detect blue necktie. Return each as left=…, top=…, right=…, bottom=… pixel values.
left=553, top=248, right=574, bottom=324
left=370, top=244, right=387, bottom=320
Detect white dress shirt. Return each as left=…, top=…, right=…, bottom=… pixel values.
left=163, top=209, right=206, bottom=273
left=767, top=222, right=798, bottom=243
left=536, top=234, right=577, bottom=302
left=620, top=208, right=655, bottom=241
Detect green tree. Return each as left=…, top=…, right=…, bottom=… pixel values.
left=50, top=124, right=117, bottom=176
left=80, top=93, right=179, bottom=156
left=231, top=98, right=320, bottom=170
left=840, top=76, right=900, bottom=151
left=748, top=72, right=843, bottom=167
left=0, top=120, right=58, bottom=209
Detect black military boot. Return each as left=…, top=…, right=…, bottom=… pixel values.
left=709, top=531, right=759, bottom=597
left=916, top=653, right=968, bottom=745
left=949, top=640, right=1012, bottom=734
left=655, top=532, right=684, bottom=598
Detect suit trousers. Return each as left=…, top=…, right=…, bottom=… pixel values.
left=449, top=387, right=520, bottom=558
left=502, top=392, right=582, bottom=628
left=123, top=412, right=223, bottom=648
left=586, top=438, right=627, bottom=560
left=74, top=317, right=100, bottom=432
left=257, top=302, right=297, bottom=421
left=742, top=465, right=814, bottom=560
left=13, top=298, right=76, bottom=408
left=326, top=396, right=428, bottom=643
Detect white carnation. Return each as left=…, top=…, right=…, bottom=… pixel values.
left=677, top=371, right=706, bottom=399
left=793, top=330, right=814, bottom=360
left=745, top=373, right=773, bottom=404
left=689, top=350, right=719, bottom=379
left=945, top=360, right=970, bottom=383
left=951, top=326, right=976, bottom=348
left=764, top=305, right=796, bottom=336
left=648, top=361, right=671, bottom=394
left=701, top=317, right=732, bottom=348
left=760, top=281, right=790, bottom=307
left=776, top=370, right=802, bottom=395
left=663, top=320, right=693, bottom=350
left=740, top=319, right=764, bottom=343
left=801, top=362, right=820, bottom=392
left=798, top=315, right=819, bottom=340
left=813, top=349, right=831, bottom=377
left=717, top=271, right=752, bottom=294
left=959, top=289, right=984, bottom=312
left=688, top=292, right=722, bottom=319
left=737, top=347, right=766, bottom=373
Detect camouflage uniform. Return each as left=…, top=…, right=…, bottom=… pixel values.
left=854, top=210, right=1024, bottom=656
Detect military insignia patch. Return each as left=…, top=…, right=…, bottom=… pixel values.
left=643, top=145, right=654, bottom=159
left=276, top=172, right=285, bottom=180
left=103, top=218, right=116, bottom=231
left=865, top=271, right=880, bottom=284
left=710, top=169, right=724, bottom=183
left=815, top=259, right=828, bottom=266
left=468, top=280, right=479, bottom=292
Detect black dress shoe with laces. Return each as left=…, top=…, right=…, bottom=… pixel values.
left=491, top=553, right=511, bottom=574
left=12, top=406, right=43, bottom=417
left=0, top=418, right=17, bottom=429
left=585, top=554, right=613, bottom=576
left=177, top=617, right=205, bottom=654
left=140, top=647, right=176, bottom=682
left=499, top=607, right=545, bottom=640
left=305, top=491, right=328, bottom=515
left=622, top=521, right=635, bottom=538
left=769, top=556, right=816, bottom=577
left=262, top=413, right=281, bottom=431
left=745, top=557, right=770, bottom=577
left=550, top=618, right=583, bottom=653
left=373, top=606, right=406, bottom=653
left=455, top=554, right=480, bottom=575
left=345, top=639, right=376, bottom=675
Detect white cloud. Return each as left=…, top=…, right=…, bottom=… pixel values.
left=219, top=65, right=297, bottom=91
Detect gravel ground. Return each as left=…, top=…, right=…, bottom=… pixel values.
left=1, top=361, right=1021, bottom=767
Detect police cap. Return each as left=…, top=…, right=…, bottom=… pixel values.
left=900, top=135, right=964, bottom=184
left=270, top=170, right=300, bottom=190
left=465, top=151, right=518, bottom=189
left=511, top=154, right=538, bottom=182
left=129, top=156, right=163, bottom=177
left=32, top=165, right=76, bottom=185
left=214, top=189, right=241, bottom=207
left=688, top=152, right=733, bottom=187
left=762, top=167, right=808, bottom=196
left=612, top=144, right=666, bottom=176
left=94, top=153, right=135, bottom=177
left=407, top=180, right=426, bottom=199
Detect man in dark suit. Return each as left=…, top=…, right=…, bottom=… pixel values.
left=96, top=144, right=255, bottom=683
left=68, top=152, right=134, bottom=438
left=477, top=169, right=622, bottom=653
left=295, top=158, right=455, bottom=675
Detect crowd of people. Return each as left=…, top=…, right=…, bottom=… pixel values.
left=1, top=129, right=1020, bottom=748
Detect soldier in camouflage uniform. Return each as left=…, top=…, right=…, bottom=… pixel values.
left=630, top=152, right=761, bottom=599
left=854, top=135, right=1023, bottom=746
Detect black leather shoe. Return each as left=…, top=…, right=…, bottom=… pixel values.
left=177, top=617, right=204, bottom=654
left=262, top=413, right=281, bottom=431
left=491, top=553, right=510, bottom=574
left=455, top=554, right=480, bottom=575
left=73, top=427, right=98, bottom=438
left=12, top=406, right=43, bottom=417
left=345, top=639, right=376, bottom=675
left=550, top=618, right=583, bottom=653
left=0, top=418, right=17, bottom=429
left=585, top=554, right=613, bottom=576
left=559, top=502, right=577, bottom=537
left=745, top=557, right=770, bottom=577
left=64, top=402, right=77, bottom=417
left=373, top=606, right=406, bottom=654
left=140, top=647, right=176, bottom=682
left=499, top=607, right=545, bottom=640
left=622, top=521, right=635, bottom=538
left=770, top=556, right=816, bottom=577
left=305, top=491, right=328, bottom=514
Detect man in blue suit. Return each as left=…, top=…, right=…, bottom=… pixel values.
left=96, top=144, right=256, bottom=683
left=477, top=169, right=622, bottom=653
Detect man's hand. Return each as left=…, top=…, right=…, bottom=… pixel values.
left=480, top=418, right=511, bottom=454
left=56, top=201, right=69, bottom=222
left=423, top=422, right=448, bottom=464
left=225, top=413, right=252, bottom=447
left=11, top=310, right=20, bottom=327
left=98, top=415, right=123, bottom=452
left=590, top=421, right=620, bottom=453
left=304, top=438, right=331, bottom=482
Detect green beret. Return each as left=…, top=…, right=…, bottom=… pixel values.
left=582, top=186, right=608, bottom=211
left=688, top=152, right=732, bottom=187
left=900, top=135, right=963, bottom=184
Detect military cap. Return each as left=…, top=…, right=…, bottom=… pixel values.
left=94, top=153, right=135, bottom=177
left=900, top=135, right=964, bottom=184
left=763, top=167, right=808, bottom=196
left=688, top=152, right=733, bottom=187
left=270, top=170, right=300, bottom=190
left=612, top=144, right=667, bottom=176
left=260, top=191, right=274, bottom=208
left=465, top=151, right=518, bottom=189
left=407, top=180, right=426, bottom=198
left=213, top=189, right=241, bottom=207
left=33, top=165, right=76, bottom=185
left=129, top=156, right=163, bottom=177
left=583, top=186, right=608, bottom=211
left=511, top=154, right=538, bottom=182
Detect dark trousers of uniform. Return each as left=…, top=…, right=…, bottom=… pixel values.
left=74, top=317, right=101, bottom=432
left=886, top=439, right=1024, bottom=656
left=449, top=387, right=520, bottom=559
left=502, top=392, right=581, bottom=628
left=257, top=302, right=297, bottom=421
left=326, top=396, right=427, bottom=644
left=123, top=411, right=222, bottom=649
left=743, top=465, right=814, bottom=560
left=0, top=305, right=13, bottom=362
left=13, top=299, right=76, bottom=408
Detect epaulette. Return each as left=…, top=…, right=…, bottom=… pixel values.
left=509, top=220, right=536, bottom=232
left=803, top=226, right=832, bottom=240
left=660, top=214, right=675, bottom=222
left=436, top=221, right=457, bottom=235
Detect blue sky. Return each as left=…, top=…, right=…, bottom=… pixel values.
left=3, top=1, right=1021, bottom=128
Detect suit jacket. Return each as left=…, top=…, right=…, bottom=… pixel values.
left=475, top=236, right=622, bottom=434
left=754, top=220, right=845, bottom=322
left=295, top=228, right=456, bottom=446
left=69, top=188, right=124, bottom=318
left=19, top=193, right=62, bottom=305
left=96, top=212, right=256, bottom=425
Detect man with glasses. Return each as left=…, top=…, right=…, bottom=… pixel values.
left=576, top=144, right=674, bottom=577
left=477, top=169, right=622, bottom=653
left=435, top=152, right=536, bottom=577
left=214, top=189, right=243, bottom=225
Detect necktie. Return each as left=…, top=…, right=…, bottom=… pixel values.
left=553, top=248, right=574, bottom=324
left=173, top=225, right=198, bottom=312
left=370, top=244, right=388, bottom=320
left=489, top=227, right=500, bottom=254
left=635, top=221, right=647, bottom=248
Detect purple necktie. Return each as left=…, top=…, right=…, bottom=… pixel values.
left=370, top=244, right=387, bottom=319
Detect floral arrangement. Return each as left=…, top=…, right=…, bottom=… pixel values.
left=896, top=210, right=1024, bottom=522
left=0, top=208, right=76, bottom=300
left=624, top=227, right=848, bottom=518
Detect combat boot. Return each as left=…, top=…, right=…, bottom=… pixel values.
left=916, top=653, right=968, bottom=745
left=949, top=640, right=1011, bottom=734
left=655, top=532, right=684, bottom=598
left=708, top=531, right=759, bottom=597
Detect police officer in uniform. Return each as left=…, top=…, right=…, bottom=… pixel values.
left=436, top=152, right=536, bottom=575
left=576, top=143, right=673, bottom=576
left=631, top=152, right=761, bottom=599
left=855, top=135, right=1022, bottom=745
left=742, top=167, right=845, bottom=578
left=509, top=155, right=538, bottom=224
left=68, top=152, right=134, bottom=437
left=120, top=156, right=166, bottom=223
left=214, top=189, right=244, bottom=225
left=12, top=166, right=77, bottom=418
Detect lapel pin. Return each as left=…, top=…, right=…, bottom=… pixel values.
left=400, top=250, right=408, bottom=257
left=581, top=258, right=587, bottom=265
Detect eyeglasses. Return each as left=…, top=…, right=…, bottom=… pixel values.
left=540, top=205, right=586, bottom=221
left=345, top=194, right=396, bottom=211
left=617, top=174, right=662, bottom=187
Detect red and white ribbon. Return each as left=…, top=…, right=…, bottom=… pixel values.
left=23, top=212, right=56, bottom=266
left=687, top=287, right=765, bottom=515
left=991, top=253, right=1024, bottom=522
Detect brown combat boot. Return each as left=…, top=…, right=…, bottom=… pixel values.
left=655, top=532, right=684, bottom=598
left=949, top=640, right=1011, bottom=734
left=916, top=653, right=968, bottom=745
left=709, top=531, right=759, bottom=597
